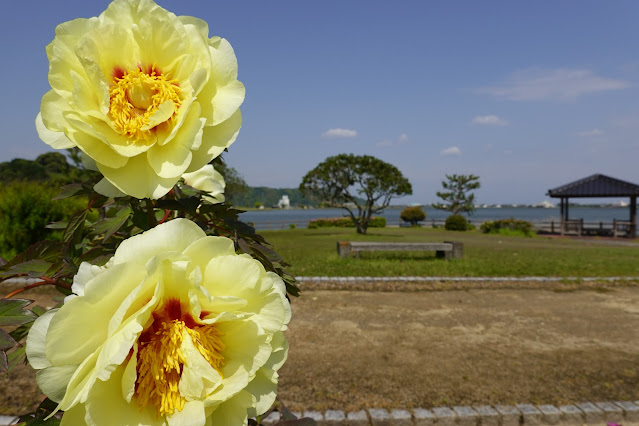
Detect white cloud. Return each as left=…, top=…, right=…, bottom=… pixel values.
left=471, top=115, right=508, bottom=126
left=578, top=129, right=604, bottom=137
left=377, top=133, right=409, bottom=147
left=440, top=146, right=461, bottom=156
left=475, top=68, right=629, bottom=101
left=322, top=128, right=357, bottom=138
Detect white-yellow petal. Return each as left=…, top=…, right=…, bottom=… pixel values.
left=36, top=365, right=79, bottom=403
left=182, top=164, right=225, bottom=194
left=187, top=109, right=242, bottom=173
left=84, top=364, right=159, bottom=426
left=97, top=153, right=177, bottom=199
left=112, top=218, right=205, bottom=266
left=206, top=390, right=252, bottom=426
left=25, top=309, right=58, bottom=370
left=36, top=113, right=74, bottom=149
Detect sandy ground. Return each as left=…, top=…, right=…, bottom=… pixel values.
left=2, top=284, right=639, bottom=415
left=278, top=286, right=639, bottom=412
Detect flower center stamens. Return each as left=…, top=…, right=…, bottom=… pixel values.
left=135, top=319, right=224, bottom=416
left=108, top=67, right=181, bottom=143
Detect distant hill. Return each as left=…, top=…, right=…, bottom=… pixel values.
left=232, top=187, right=318, bottom=208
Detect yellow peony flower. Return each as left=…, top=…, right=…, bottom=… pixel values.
left=26, top=219, right=290, bottom=425
left=182, top=164, right=226, bottom=204
left=36, top=0, right=245, bottom=199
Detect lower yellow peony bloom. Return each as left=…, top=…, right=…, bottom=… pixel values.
left=26, top=219, right=290, bottom=425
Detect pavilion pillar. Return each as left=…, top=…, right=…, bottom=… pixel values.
left=559, top=198, right=564, bottom=235
left=631, top=196, right=637, bottom=239
left=561, top=197, right=570, bottom=235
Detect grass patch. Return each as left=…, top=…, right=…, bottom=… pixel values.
left=262, top=227, right=639, bottom=277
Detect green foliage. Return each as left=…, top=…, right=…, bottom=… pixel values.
left=307, top=217, right=386, bottom=229
left=432, top=174, right=481, bottom=216
left=400, top=206, right=426, bottom=225
left=0, top=150, right=99, bottom=186
left=480, top=218, right=534, bottom=237
left=0, top=181, right=88, bottom=259
left=211, top=157, right=249, bottom=205
left=299, top=154, right=412, bottom=234
left=445, top=214, right=469, bottom=231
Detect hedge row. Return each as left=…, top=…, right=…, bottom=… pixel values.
left=480, top=218, right=534, bottom=237
left=307, top=217, right=386, bottom=229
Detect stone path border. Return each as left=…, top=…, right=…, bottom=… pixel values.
left=296, top=275, right=639, bottom=282
left=2, top=400, right=638, bottom=425
left=257, top=401, right=639, bottom=425
left=295, top=275, right=639, bottom=292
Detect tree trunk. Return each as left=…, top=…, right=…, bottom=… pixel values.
left=356, top=222, right=367, bottom=234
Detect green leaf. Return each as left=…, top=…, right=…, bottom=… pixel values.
left=53, top=184, right=83, bottom=200
left=89, top=207, right=131, bottom=242
left=63, top=209, right=88, bottom=246
left=0, top=350, right=7, bottom=374
left=20, top=416, right=61, bottom=426
left=0, top=299, right=36, bottom=326
left=32, top=305, right=46, bottom=316
left=279, top=402, right=298, bottom=420
left=154, top=200, right=183, bottom=211
left=77, top=247, right=108, bottom=264
left=131, top=205, right=150, bottom=230
left=283, top=278, right=301, bottom=298
left=45, top=221, right=68, bottom=230
left=10, top=322, right=34, bottom=342
left=177, top=196, right=201, bottom=214
left=0, top=329, right=17, bottom=351
left=0, top=241, right=64, bottom=275
left=0, top=259, right=52, bottom=278
left=17, top=398, right=62, bottom=424
left=7, top=345, right=26, bottom=373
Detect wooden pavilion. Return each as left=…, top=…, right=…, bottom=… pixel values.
left=547, top=173, right=638, bottom=238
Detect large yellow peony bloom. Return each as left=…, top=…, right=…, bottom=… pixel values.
left=26, top=219, right=290, bottom=425
left=36, top=0, right=245, bottom=199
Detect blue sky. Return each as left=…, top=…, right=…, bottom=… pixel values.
left=2, top=1, right=638, bottom=204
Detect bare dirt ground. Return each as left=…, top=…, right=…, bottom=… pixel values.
left=2, top=283, right=639, bottom=415
left=278, top=285, right=639, bottom=412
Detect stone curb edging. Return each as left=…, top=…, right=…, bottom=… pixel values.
left=2, top=401, right=638, bottom=425
left=296, top=276, right=639, bottom=283
left=257, top=401, right=639, bottom=425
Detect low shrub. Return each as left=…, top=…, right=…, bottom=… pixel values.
left=444, top=214, right=469, bottom=231
left=480, top=218, right=534, bottom=237
left=0, top=181, right=88, bottom=259
left=308, top=216, right=386, bottom=229
left=400, top=206, right=426, bottom=226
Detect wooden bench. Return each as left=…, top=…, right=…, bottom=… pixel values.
left=336, top=241, right=463, bottom=260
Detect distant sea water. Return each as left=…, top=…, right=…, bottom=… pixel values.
left=239, top=206, right=634, bottom=230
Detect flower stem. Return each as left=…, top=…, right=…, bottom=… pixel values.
left=145, top=199, right=158, bottom=228
left=3, top=279, right=72, bottom=299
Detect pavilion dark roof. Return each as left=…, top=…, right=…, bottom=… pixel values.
left=547, top=174, right=639, bottom=198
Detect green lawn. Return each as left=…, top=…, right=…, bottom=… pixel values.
left=261, top=227, right=639, bottom=277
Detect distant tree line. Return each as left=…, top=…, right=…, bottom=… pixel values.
left=0, top=150, right=98, bottom=185
left=232, top=187, right=319, bottom=208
